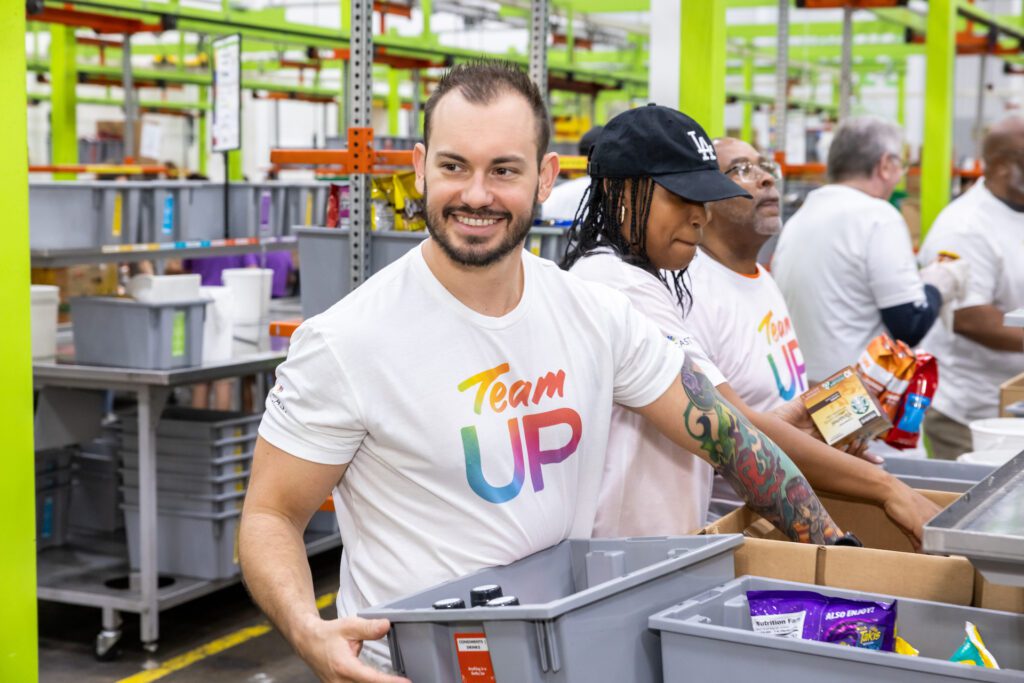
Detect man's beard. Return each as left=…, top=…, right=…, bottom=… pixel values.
left=423, top=182, right=538, bottom=268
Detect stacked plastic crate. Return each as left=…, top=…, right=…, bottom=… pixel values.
left=35, top=448, right=75, bottom=550
left=70, top=434, right=123, bottom=534
left=119, top=407, right=260, bottom=580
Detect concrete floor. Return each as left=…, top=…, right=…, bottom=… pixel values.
left=39, top=549, right=341, bottom=683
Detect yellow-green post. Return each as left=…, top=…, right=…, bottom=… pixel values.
left=921, top=0, right=957, bottom=237
left=1, top=5, right=39, bottom=683
left=49, top=24, right=77, bottom=179
left=340, top=0, right=349, bottom=134
left=566, top=7, right=575, bottom=65
left=678, top=0, right=726, bottom=137
left=421, top=0, right=431, bottom=38
left=388, top=68, right=401, bottom=136
left=227, top=149, right=243, bottom=181
left=896, top=69, right=906, bottom=128
left=198, top=85, right=208, bottom=176
left=741, top=44, right=754, bottom=143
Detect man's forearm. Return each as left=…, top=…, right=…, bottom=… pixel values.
left=749, top=411, right=897, bottom=505
left=239, top=510, right=322, bottom=651
left=680, top=362, right=843, bottom=544
left=954, top=305, right=1024, bottom=352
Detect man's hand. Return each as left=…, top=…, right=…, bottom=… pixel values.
left=296, top=615, right=410, bottom=683
left=880, top=483, right=944, bottom=552
left=771, top=397, right=883, bottom=464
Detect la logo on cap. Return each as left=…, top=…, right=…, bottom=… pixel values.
left=687, top=131, right=716, bottom=162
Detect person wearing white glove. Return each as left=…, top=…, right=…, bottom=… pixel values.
left=917, top=115, right=1024, bottom=459
left=919, top=257, right=971, bottom=330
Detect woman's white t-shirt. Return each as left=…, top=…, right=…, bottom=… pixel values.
left=569, top=251, right=723, bottom=537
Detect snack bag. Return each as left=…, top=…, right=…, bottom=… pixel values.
left=392, top=171, right=426, bottom=231
left=819, top=596, right=896, bottom=651
left=950, top=622, right=1000, bottom=669
left=325, top=183, right=344, bottom=228
left=895, top=635, right=919, bottom=656
left=747, top=590, right=897, bottom=652
left=747, top=590, right=827, bottom=640
left=884, top=353, right=939, bottom=449
left=857, top=335, right=916, bottom=422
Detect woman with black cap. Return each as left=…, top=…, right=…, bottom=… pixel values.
left=561, top=104, right=940, bottom=540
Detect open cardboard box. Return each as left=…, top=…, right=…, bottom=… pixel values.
left=699, top=489, right=1024, bottom=613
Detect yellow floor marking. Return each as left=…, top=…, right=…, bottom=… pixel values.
left=115, top=592, right=337, bottom=683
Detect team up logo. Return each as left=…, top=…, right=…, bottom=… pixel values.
left=457, top=363, right=582, bottom=504
left=758, top=310, right=807, bottom=401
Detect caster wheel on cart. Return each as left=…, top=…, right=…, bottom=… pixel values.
left=143, top=641, right=159, bottom=655
left=94, top=629, right=123, bottom=662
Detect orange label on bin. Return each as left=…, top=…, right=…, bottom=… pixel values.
left=454, top=632, right=496, bottom=682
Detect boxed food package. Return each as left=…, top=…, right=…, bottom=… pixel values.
left=699, top=490, right=976, bottom=606
left=801, top=367, right=892, bottom=448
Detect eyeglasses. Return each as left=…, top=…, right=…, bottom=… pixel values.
left=723, top=159, right=781, bottom=182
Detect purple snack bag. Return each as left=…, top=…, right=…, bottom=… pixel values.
left=820, top=597, right=897, bottom=652
left=747, top=590, right=828, bottom=640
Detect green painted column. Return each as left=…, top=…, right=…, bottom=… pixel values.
left=198, top=85, right=208, bottom=176
left=49, top=24, right=77, bottom=178
left=896, top=69, right=906, bottom=128
left=388, top=68, right=401, bottom=136
left=678, top=0, right=726, bottom=137
left=0, top=5, right=38, bottom=683
left=741, top=44, right=754, bottom=143
left=921, top=0, right=957, bottom=237
left=227, top=149, right=243, bottom=181
left=421, top=0, right=432, bottom=39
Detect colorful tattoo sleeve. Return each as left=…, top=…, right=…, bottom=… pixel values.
left=681, top=358, right=842, bottom=544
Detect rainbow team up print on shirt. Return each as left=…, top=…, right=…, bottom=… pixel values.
left=758, top=309, right=807, bottom=402
left=458, top=363, right=582, bottom=504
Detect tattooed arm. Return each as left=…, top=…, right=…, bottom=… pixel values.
left=635, top=356, right=843, bottom=543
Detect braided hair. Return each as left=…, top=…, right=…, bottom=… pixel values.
left=559, top=176, right=692, bottom=315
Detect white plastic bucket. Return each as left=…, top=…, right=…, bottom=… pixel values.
left=222, top=268, right=272, bottom=324
left=127, top=273, right=201, bottom=303
left=957, top=449, right=1020, bottom=466
left=31, top=285, right=60, bottom=360
left=970, top=418, right=1024, bottom=452
left=199, top=286, right=234, bottom=363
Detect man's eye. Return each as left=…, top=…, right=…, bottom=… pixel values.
left=441, top=163, right=461, bottom=172
left=495, top=167, right=517, bottom=177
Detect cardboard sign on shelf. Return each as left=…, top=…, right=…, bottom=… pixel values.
left=211, top=34, right=241, bottom=153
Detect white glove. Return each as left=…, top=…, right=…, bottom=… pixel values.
left=920, top=259, right=970, bottom=330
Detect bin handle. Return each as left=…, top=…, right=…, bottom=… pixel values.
left=387, top=625, right=404, bottom=673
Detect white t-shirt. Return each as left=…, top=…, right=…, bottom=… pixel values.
left=542, top=176, right=592, bottom=221
left=686, top=251, right=809, bottom=412
left=918, top=179, right=1024, bottom=424
left=259, top=245, right=684, bottom=617
left=772, top=184, right=927, bottom=382
left=569, top=251, right=722, bottom=537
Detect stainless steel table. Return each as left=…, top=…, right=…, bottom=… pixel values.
left=923, top=451, right=1024, bottom=587
left=33, top=321, right=335, bottom=658
left=1007, top=309, right=1024, bottom=328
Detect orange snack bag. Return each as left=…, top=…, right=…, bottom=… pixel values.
left=856, top=335, right=917, bottom=422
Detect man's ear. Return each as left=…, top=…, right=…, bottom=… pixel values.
left=413, top=142, right=427, bottom=195
left=536, top=151, right=561, bottom=203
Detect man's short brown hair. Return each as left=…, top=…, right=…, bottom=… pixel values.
left=423, top=60, right=551, bottom=164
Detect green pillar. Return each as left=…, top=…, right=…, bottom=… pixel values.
left=0, top=5, right=38, bottom=683
left=339, top=0, right=349, bottom=135
left=741, top=44, right=754, bottom=143
left=198, top=85, right=208, bottom=176
left=421, top=0, right=431, bottom=38
left=227, top=149, right=243, bottom=181
left=921, top=0, right=957, bottom=237
left=49, top=24, right=77, bottom=177
left=566, top=7, right=575, bottom=65
left=388, top=68, right=401, bottom=136
left=678, top=0, right=726, bottom=137
left=896, top=69, right=906, bottom=128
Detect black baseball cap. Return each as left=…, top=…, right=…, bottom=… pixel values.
left=588, top=104, right=751, bottom=203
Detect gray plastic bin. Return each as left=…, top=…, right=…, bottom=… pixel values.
left=120, top=450, right=250, bottom=478
left=30, top=181, right=144, bottom=250
left=122, top=433, right=255, bottom=460
left=649, top=576, right=1024, bottom=682
left=361, top=535, right=742, bottom=683
left=297, top=226, right=351, bottom=319
left=120, top=407, right=262, bottom=441
left=121, top=487, right=244, bottom=514
left=120, top=468, right=248, bottom=496
left=36, top=448, right=75, bottom=474
left=283, top=183, right=329, bottom=235
left=123, top=506, right=240, bottom=580
left=882, top=456, right=996, bottom=493
left=226, top=183, right=255, bottom=238
left=70, top=469, right=122, bottom=533
left=70, top=297, right=207, bottom=369
left=370, top=230, right=427, bottom=274
left=37, top=484, right=71, bottom=550
left=142, top=182, right=227, bottom=242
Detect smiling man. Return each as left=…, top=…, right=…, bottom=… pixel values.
left=236, top=64, right=939, bottom=683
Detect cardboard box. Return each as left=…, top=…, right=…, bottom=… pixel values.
left=700, top=490, right=976, bottom=606
left=802, top=367, right=891, bottom=447
left=1000, top=370, right=1024, bottom=417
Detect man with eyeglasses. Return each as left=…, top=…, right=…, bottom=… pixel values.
left=771, top=116, right=967, bottom=384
